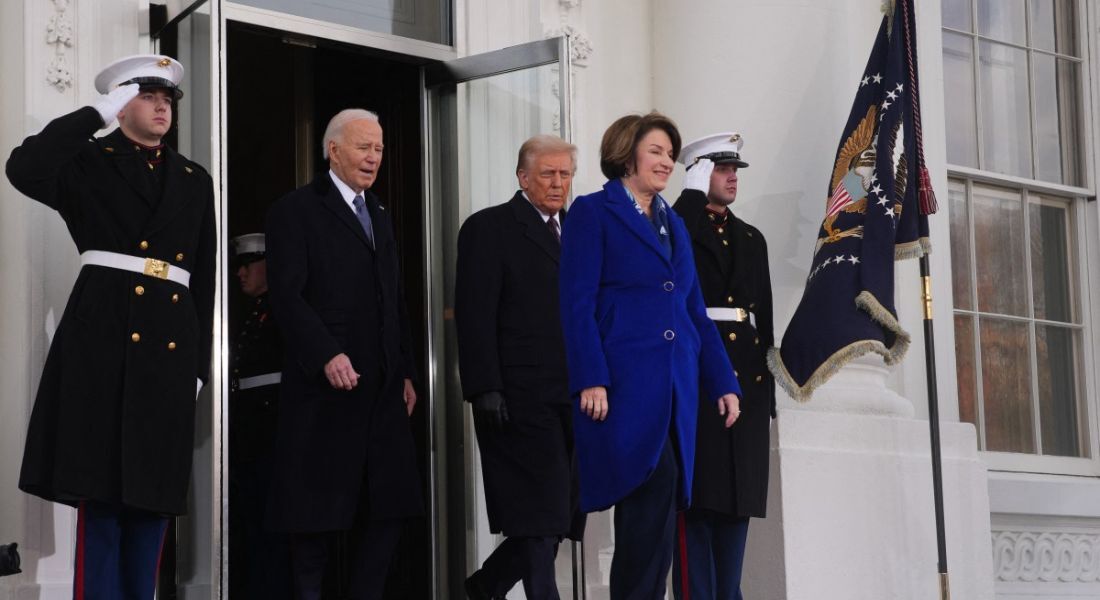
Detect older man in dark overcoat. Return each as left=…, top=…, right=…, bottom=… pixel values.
left=6, top=54, right=216, bottom=599
left=672, top=132, right=775, bottom=600
left=455, top=135, right=585, bottom=600
left=264, top=108, right=422, bottom=600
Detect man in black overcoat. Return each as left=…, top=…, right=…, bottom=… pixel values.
left=264, top=108, right=422, bottom=600
left=671, top=132, right=775, bottom=600
left=454, top=135, right=585, bottom=600
left=5, top=54, right=216, bottom=598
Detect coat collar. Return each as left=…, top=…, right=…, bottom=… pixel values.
left=509, top=191, right=561, bottom=263
left=687, top=202, right=752, bottom=291
left=602, top=178, right=672, bottom=266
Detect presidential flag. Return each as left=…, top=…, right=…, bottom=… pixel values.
left=768, top=0, right=937, bottom=401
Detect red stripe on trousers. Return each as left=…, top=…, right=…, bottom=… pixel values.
left=152, top=520, right=169, bottom=598
left=75, top=502, right=86, bottom=600
left=676, top=511, right=690, bottom=600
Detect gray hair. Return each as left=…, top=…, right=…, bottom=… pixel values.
left=516, top=134, right=577, bottom=174
left=322, top=108, right=380, bottom=159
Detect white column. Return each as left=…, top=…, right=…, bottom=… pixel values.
left=651, top=1, right=994, bottom=598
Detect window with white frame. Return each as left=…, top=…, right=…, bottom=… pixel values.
left=942, top=0, right=1094, bottom=466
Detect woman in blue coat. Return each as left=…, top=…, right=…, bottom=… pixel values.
left=559, top=112, right=742, bottom=600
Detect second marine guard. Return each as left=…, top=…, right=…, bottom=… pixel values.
left=228, top=233, right=290, bottom=600
left=672, top=132, right=775, bottom=600
left=6, top=54, right=216, bottom=599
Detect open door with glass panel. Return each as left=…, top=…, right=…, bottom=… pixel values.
left=421, top=37, right=596, bottom=599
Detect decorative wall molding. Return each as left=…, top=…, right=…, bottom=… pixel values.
left=992, top=529, right=1100, bottom=583
left=543, top=0, right=591, bottom=66
left=45, top=0, right=74, bottom=91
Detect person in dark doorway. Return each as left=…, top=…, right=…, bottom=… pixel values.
left=227, top=233, right=291, bottom=600
left=6, top=54, right=216, bottom=599
left=264, top=108, right=423, bottom=600
left=671, top=132, right=775, bottom=600
left=455, top=135, right=586, bottom=600
left=558, top=112, right=742, bottom=600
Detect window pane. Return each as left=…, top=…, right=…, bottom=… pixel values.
left=978, top=0, right=1026, bottom=44
left=949, top=179, right=973, bottom=309
left=1036, top=325, right=1084, bottom=457
left=979, top=41, right=1032, bottom=178
left=980, top=318, right=1034, bottom=453
left=1029, top=0, right=1077, bottom=56
left=943, top=32, right=979, bottom=167
left=973, top=185, right=1027, bottom=316
left=955, top=314, right=979, bottom=432
left=942, top=0, right=973, bottom=31
left=1029, top=198, right=1074, bottom=322
left=1056, top=59, right=1082, bottom=185
left=1032, top=53, right=1064, bottom=183
left=232, top=0, right=450, bottom=45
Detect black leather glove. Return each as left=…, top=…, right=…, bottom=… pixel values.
left=472, top=391, right=509, bottom=432
left=0, top=543, right=21, bottom=577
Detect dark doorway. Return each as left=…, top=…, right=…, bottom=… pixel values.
left=223, top=20, right=431, bottom=600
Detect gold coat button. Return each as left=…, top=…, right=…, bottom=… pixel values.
left=727, top=296, right=734, bottom=304
left=168, top=342, right=177, bottom=350
left=171, top=293, right=180, bottom=303
left=728, top=332, right=737, bottom=342
left=176, top=253, right=184, bottom=262
left=134, top=285, right=145, bottom=296
left=717, top=227, right=725, bottom=234
left=139, top=241, right=149, bottom=250
left=755, top=375, right=763, bottom=382
left=131, top=332, right=141, bottom=342
left=755, top=337, right=760, bottom=345
left=722, top=240, right=729, bottom=246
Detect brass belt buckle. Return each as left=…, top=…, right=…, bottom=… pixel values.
left=733, top=308, right=748, bottom=322
left=143, top=258, right=170, bottom=280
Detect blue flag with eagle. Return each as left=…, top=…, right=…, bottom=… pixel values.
left=768, top=0, right=937, bottom=401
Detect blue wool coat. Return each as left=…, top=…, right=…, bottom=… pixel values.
left=560, top=179, right=740, bottom=512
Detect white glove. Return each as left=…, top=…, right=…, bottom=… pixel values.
left=92, top=83, right=140, bottom=128
left=683, top=157, right=714, bottom=193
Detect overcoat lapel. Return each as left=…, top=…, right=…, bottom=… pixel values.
left=314, top=174, right=374, bottom=251
left=603, top=179, right=671, bottom=266
left=510, top=192, right=560, bottom=264
left=689, top=208, right=726, bottom=266
left=99, top=130, right=155, bottom=208
left=143, top=147, right=198, bottom=238
left=728, top=214, right=753, bottom=293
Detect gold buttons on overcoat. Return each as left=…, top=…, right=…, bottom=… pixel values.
left=131, top=333, right=141, bottom=342
left=755, top=337, right=760, bottom=345
left=176, top=253, right=184, bottom=262
left=172, top=293, right=180, bottom=303
left=134, top=285, right=145, bottom=296
left=755, top=375, right=763, bottom=382
left=168, top=342, right=177, bottom=350
left=728, top=332, right=737, bottom=342
left=727, top=296, right=734, bottom=304
left=139, top=241, right=149, bottom=250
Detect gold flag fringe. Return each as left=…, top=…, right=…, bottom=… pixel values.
left=767, top=290, right=912, bottom=402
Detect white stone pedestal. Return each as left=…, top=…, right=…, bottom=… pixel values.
left=742, top=397, right=994, bottom=599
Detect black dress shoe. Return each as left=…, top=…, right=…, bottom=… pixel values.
left=464, top=571, right=498, bottom=600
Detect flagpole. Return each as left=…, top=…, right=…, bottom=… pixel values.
left=897, top=0, right=950, bottom=596
left=920, top=256, right=949, bottom=600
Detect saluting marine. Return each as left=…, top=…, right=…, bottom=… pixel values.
left=672, top=132, right=775, bottom=600
left=6, top=54, right=216, bottom=599
left=228, top=232, right=290, bottom=600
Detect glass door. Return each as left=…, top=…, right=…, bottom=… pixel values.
left=153, top=1, right=228, bottom=598
left=421, top=37, right=587, bottom=600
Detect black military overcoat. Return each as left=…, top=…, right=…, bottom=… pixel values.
left=674, top=189, right=775, bottom=518
left=264, top=173, right=423, bottom=532
left=6, top=107, right=217, bottom=516
left=229, top=292, right=282, bottom=464
left=454, top=192, right=583, bottom=539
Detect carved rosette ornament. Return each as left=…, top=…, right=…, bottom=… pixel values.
left=46, top=0, right=75, bottom=91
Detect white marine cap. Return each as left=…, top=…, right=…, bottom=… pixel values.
left=94, top=54, right=185, bottom=100
left=231, top=233, right=266, bottom=264
left=678, top=132, right=749, bottom=169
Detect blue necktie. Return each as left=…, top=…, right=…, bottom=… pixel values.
left=352, top=194, right=375, bottom=249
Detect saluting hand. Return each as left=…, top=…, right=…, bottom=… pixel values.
left=580, top=386, right=608, bottom=422
left=92, top=83, right=140, bottom=128
left=683, top=157, right=715, bottom=193
left=324, top=353, right=359, bottom=390
left=717, top=393, right=741, bottom=428
left=403, top=378, right=417, bottom=416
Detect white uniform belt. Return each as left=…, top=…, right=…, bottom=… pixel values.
left=80, top=250, right=190, bottom=288
left=238, top=372, right=282, bottom=390
left=706, top=307, right=755, bottom=327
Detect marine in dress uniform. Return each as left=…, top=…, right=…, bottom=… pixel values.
left=5, top=55, right=216, bottom=600
left=227, top=233, right=291, bottom=600
left=671, top=133, right=775, bottom=600
left=264, top=109, right=422, bottom=600
left=454, top=135, right=585, bottom=600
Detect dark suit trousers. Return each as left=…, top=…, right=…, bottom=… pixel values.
left=609, top=439, right=679, bottom=600
left=479, top=536, right=561, bottom=600
left=289, top=519, right=401, bottom=600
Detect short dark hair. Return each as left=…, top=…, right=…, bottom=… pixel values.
left=599, top=111, right=682, bottom=180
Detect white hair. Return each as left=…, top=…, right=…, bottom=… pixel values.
left=322, top=108, right=380, bottom=159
